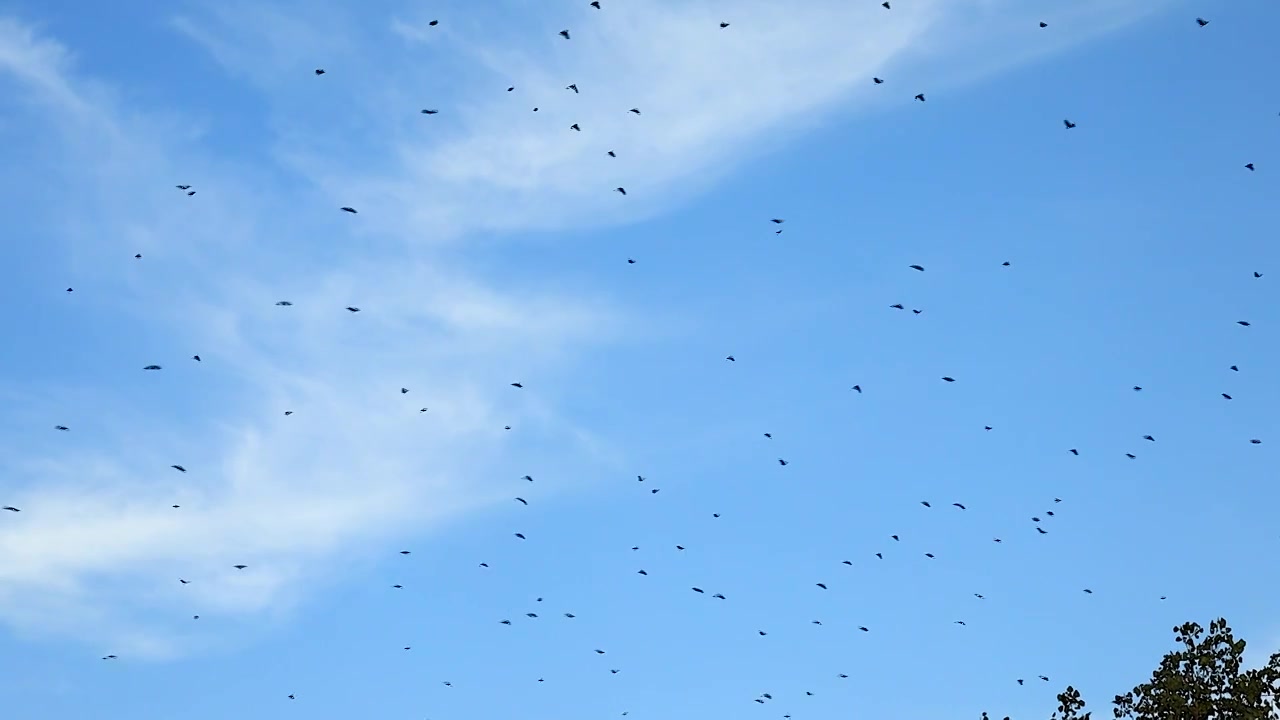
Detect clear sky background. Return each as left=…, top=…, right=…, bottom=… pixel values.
left=0, top=0, right=1277, bottom=718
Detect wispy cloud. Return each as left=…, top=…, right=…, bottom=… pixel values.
left=0, top=0, right=1169, bottom=657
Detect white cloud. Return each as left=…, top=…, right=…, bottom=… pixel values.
left=0, top=0, right=1170, bottom=656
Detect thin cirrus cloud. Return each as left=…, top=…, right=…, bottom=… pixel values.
left=0, top=0, right=1164, bottom=657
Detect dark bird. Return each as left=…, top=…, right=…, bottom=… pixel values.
left=676, top=545, right=685, bottom=551
left=103, top=655, right=117, bottom=660
left=1017, top=679, right=1024, bottom=686
left=1133, top=385, right=1143, bottom=391
left=924, top=553, right=935, bottom=558
left=429, top=20, right=438, bottom=26
left=1231, top=366, right=1239, bottom=371
left=1002, top=261, right=1011, bottom=266
left=627, top=258, right=635, bottom=264
left=993, top=538, right=1002, bottom=543
left=143, top=365, right=162, bottom=371
left=875, top=553, right=882, bottom=559
left=1222, top=393, right=1233, bottom=400
left=1039, top=676, right=1050, bottom=682
left=1246, top=163, right=1255, bottom=171
left=764, top=433, right=772, bottom=438
left=526, top=613, right=538, bottom=618
left=233, top=565, right=247, bottom=570
left=637, top=569, right=647, bottom=575
left=192, top=355, right=201, bottom=362
left=778, top=458, right=789, bottom=466
left=1255, top=272, right=1263, bottom=278
left=692, top=587, right=704, bottom=593
left=942, top=377, right=956, bottom=382
left=288, top=694, right=295, bottom=700
left=953, top=503, right=966, bottom=510
left=758, top=631, right=767, bottom=636
left=591, top=2, right=601, bottom=8
left=873, top=77, right=884, bottom=84
left=984, top=426, right=992, bottom=431
left=171, top=465, right=186, bottom=473
left=392, top=584, right=402, bottom=589
left=852, top=385, right=862, bottom=393
left=1251, top=439, right=1262, bottom=444
left=479, top=562, right=489, bottom=567
left=507, top=87, right=514, bottom=91
left=1039, top=21, right=1048, bottom=27
left=1070, top=448, right=1078, bottom=455
left=66, top=288, right=73, bottom=292
left=890, top=303, right=904, bottom=310
left=135, top=254, right=142, bottom=258
left=421, top=109, right=439, bottom=115
left=55, top=426, right=69, bottom=431
left=883, top=1, right=891, bottom=8
left=954, top=621, right=967, bottom=626
left=399, top=551, right=411, bottom=555
left=559, top=29, right=571, bottom=39
left=567, top=84, right=578, bottom=93
left=570, top=123, right=581, bottom=131
left=975, top=593, right=984, bottom=599
left=1064, top=119, right=1076, bottom=129
left=340, top=207, right=357, bottom=213
left=891, top=535, right=899, bottom=541
left=400, top=388, right=409, bottom=394
left=914, top=93, right=925, bottom=101
left=284, top=411, right=293, bottom=415
left=2, top=506, right=20, bottom=512
left=816, top=583, right=827, bottom=589
left=608, top=151, right=616, bottom=157
left=921, top=501, right=931, bottom=508
left=843, top=560, right=853, bottom=565
left=187, top=191, right=195, bottom=196
left=909, top=264, right=924, bottom=271
left=515, top=497, right=528, bottom=505
left=315, top=69, right=325, bottom=75
left=276, top=301, right=293, bottom=306
left=771, top=218, right=785, bottom=224
left=726, top=355, right=735, bottom=361
left=713, top=593, right=725, bottom=599
left=176, top=185, right=191, bottom=190
left=615, top=187, right=627, bottom=195
left=1083, top=589, right=1093, bottom=594
left=595, top=649, right=606, bottom=654
left=628, top=108, right=641, bottom=115
left=346, top=307, right=360, bottom=312
left=522, top=475, right=533, bottom=482
left=179, top=579, right=189, bottom=584
left=514, top=533, right=526, bottom=540
left=511, top=382, right=523, bottom=388
left=1196, top=17, right=1209, bottom=26
left=1037, top=527, right=1048, bottom=534
left=1143, top=435, right=1155, bottom=442
left=859, top=626, right=869, bottom=632
left=720, top=22, right=729, bottom=28
left=1238, top=321, right=1251, bottom=327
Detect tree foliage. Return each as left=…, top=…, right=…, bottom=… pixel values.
left=985, top=619, right=1280, bottom=720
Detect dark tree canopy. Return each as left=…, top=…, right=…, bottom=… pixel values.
left=998, top=619, right=1280, bottom=720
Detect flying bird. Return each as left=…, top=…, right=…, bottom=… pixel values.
left=515, top=497, right=528, bottom=505
left=559, top=29, right=571, bottom=39
left=719, top=22, right=729, bottom=28
left=346, top=307, right=360, bottom=313
left=1070, top=449, right=1078, bottom=455
left=778, top=458, right=789, bottom=466
left=276, top=301, right=293, bottom=306
left=628, top=108, right=641, bottom=115
left=55, top=426, right=69, bottom=431
left=314, top=69, right=325, bottom=75
left=1064, top=119, right=1076, bottom=129
left=909, top=264, right=924, bottom=271
left=514, top=533, right=526, bottom=540
left=192, top=355, right=200, bottom=361
left=615, top=187, right=627, bottom=195
left=567, top=84, right=578, bottom=93
left=233, top=565, right=247, bottom=570
left=421, top=109, right=439, bottom=115
left=1237, top=321, right=1251, bottom=326
left=1245, top=163, right=1255, bottom=171
left=1196, top=17, right=1209, bottom=26
left=726, top=355, right=736, bottom=361
left=874, top=77, right=884, bottom=84
left=941, top=377, right=956, bottom=382
left=570, top=123, right=581, bottom=131
left=340, top=207, right=357, bottom=213
left=1039, top=21, right=1048, bottom=27
left=852, top=385, right=862, bottom=393
left=816, top=583, right=827, bottom=590
left=914, top=93, right=925, bottom=102
left=953, top=503, right=966, bottom=510
left=143, top=365, right=162, bottom=370
left=171, top=465, right=186, bottom=473
left=399, top=551, right=411, bottom=555
left=2, top=506, right=19, bottom=512
left=511, top=382, right=523, bottom=388
left=921, top=501, right=931, bottom=507
left=890, top=303, right=904, bottom=309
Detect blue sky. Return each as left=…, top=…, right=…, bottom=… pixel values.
left=0, top=0, right=1277, bottom=717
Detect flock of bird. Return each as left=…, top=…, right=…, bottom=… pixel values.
left=3, top=3, right=1271, bottom=719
